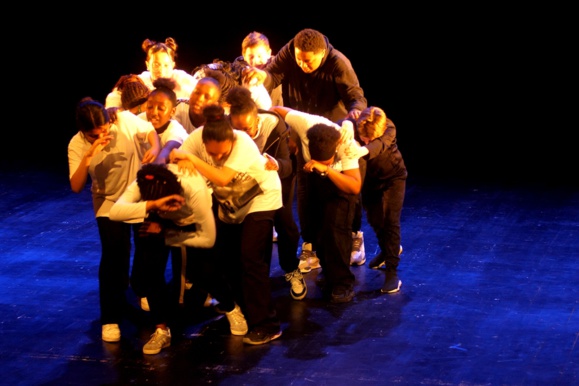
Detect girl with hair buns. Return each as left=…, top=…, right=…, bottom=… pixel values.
left=142, top=77, right=188, bottom=164
left=106, top=37, right=197, bottom=108
left=170, top=104, right=283, bottom=345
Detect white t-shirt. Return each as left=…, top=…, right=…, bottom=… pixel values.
left=284, top=110, right=359, bottom=171
left=67, top=110, right=156, bottom=218
left=179, top=128, right=282, bottom=224
left=173, top=102, right=198, bottom=134
left=109, top=164, right=216, bottom=248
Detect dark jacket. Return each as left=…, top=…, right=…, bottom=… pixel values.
left=258, top=109, right=293, bottom=181
left=354, top=118, right=408, bottom=192
left=264, top=35, right=367, bottom=122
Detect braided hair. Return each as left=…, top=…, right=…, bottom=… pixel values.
left=136, top=164, right=182, bottom=201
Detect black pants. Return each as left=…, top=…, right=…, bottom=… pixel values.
left=305, top=172, right=356, bottom=290
left=362, top=177, right=406, bottom=270
left=274, top=172, right=300, bottom=273
left=216, top=210, right=280, bottom=331
left=96, top=217, right=133, bottom=325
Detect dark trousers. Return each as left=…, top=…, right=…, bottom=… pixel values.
left=274, top=172, right=300, bottom=273
left=362, top=177, right=406, bottom=271
left=216, top=210, right=279, bottom=330
left=296, top=153, right=314, bottom=248
left=96, top=217, right=132, bottom=325
left=306, top=173, right=356, bottom=290
left=139, top=234, right=237, bottom=326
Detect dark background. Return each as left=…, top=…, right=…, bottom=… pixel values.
left=12, top=7, right=573, bottom=188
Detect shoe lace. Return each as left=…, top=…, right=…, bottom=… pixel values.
left=286, top=271, right=304, bottom=290
left=299, top=249, right=312, bottom=260
left=227, top=308, right=245, bottom=326
left=148, top=330, right=167, bottom=345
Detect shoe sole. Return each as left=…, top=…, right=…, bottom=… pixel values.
left=143, top=343, right=170, bottom=355
left=350, top=257, right=367, bottom=266
left=330, top=291, right=355, bottom=303
left=102, top=336, right=120, bottom=343
left=369, top=246, right=403, bottom=269
left=369, top=261, right=386, bottom=269
left=381, top=280, right=402, bottom=294
left=231, top=328, right=249, bottom=336
left=299, top=266, right=312, bottom=273
left=290, top=288, right=307, bottom=300
left=242, top=331, right=282, bottom=345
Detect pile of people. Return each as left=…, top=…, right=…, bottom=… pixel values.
left=68, top=28, right=408, bottom=354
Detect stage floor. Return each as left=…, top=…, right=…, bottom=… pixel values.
left=1, top=166, right=577, bottom=385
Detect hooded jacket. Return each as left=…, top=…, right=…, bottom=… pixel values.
left=264, top=35, right=367, bottom=122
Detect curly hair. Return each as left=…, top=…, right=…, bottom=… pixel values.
left=294, top=28, right=326, bottom=53
left=307, top=123, right=340, bottom=161
left=151, top=77, right=178, bottom=107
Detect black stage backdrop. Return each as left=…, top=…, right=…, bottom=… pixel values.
left=12, top=7, right=574, bottom=188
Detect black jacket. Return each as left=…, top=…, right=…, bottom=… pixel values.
left=264, top=35, right=367, bottom=122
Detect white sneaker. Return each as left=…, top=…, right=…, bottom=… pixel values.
left=102, top=323, right=121, bottom=343
left=140, top=297, right=150, bottom=312
left=224, top=304, right=248, bottom=336
left=298, top=242, right=321, bottom=273
left=143, top=328, right=171, bottom=355
left=272, top=226, right=278, bottom=242
left=350, top=231, right=366, bottom=265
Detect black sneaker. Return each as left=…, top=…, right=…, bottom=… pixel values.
left=381, top=272, right=402, bottom=294
left=368, top=254, right=386, bottom=269
left=243, top=327, right=282, bottom=345
left=330, top=285, right=355, bottom=303
left=369, top=246, right=403, bottom=269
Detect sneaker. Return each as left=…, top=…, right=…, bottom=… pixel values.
left=350, top=231, right=366, bottom=265
left=285, top=269, right=307, bottom=300
left=369, top=245, right=403, bottom=269
left=330, top=285, right=355, bottom=303
left=140, top=297, right=150, bottom=312
left=102, top=323, right=121, bottom=343
left=272, top=226, right=278, bottom=242
left=298, top=242, right=321, bottom=273
left=143, top=328, right=171, bottom=355
left=243, top=328, right=282, bottom=345
left=381, top=271, right=402, bottom=294
left=224, top=304, right=248, bottom=336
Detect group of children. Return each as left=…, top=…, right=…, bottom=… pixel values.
left=68, top=28, right=408, bottom=354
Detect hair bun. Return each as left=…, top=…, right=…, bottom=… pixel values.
left=203, top=104, right=225, bottom=122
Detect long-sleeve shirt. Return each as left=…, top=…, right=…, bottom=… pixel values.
left=109, top=164, right=216, bottom=248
